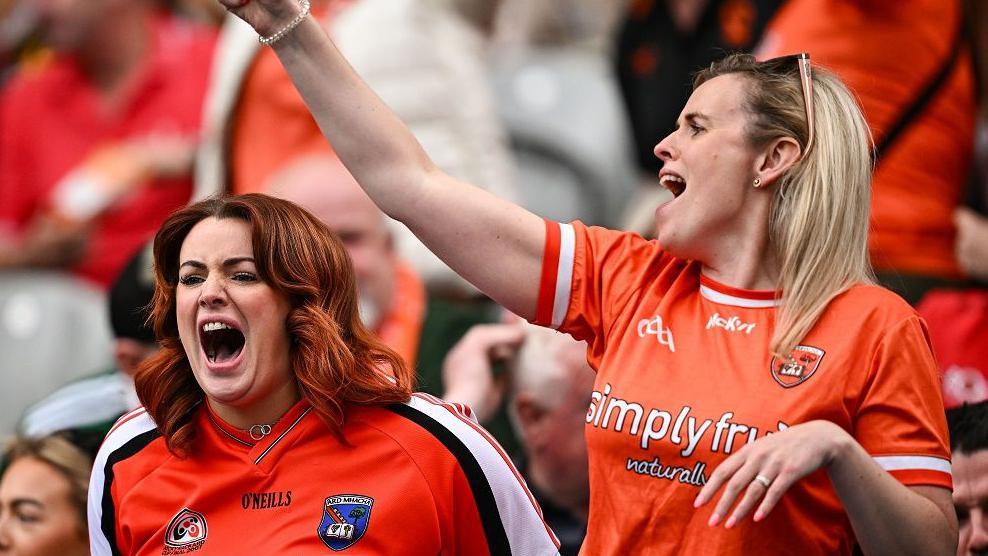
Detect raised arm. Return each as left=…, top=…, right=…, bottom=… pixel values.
left=219, top=0, right=545, bottom=318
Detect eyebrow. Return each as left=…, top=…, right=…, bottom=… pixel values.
left=682, top=112, right=712, bottom=126
left=179, top=257, right=256, bottom=271
left=11, top=498, right=43, bottom=511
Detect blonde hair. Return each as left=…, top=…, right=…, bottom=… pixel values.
left=3, top=435, right=93, bottom=531
left=695, top=54, right=875, bottom=357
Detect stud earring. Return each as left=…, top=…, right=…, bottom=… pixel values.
left=753, top=177, right=762, bottom=188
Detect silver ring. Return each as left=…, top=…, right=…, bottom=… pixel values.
left=753, top=474, right=772, bottom=488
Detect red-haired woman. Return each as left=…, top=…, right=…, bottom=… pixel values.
left=86, top=195, right=559, bottom=555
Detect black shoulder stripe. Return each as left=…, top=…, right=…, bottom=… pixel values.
left=386, top=403, right=511, bottom=556
left=101, top=429, right=161, bottom=556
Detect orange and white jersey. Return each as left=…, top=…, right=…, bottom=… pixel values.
left=88, top=396, right=559, bottom=556
left=533, top=220, right=951, bottom=555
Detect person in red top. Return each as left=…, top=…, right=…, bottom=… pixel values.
left=87, top=195, right=558, bottom=555
left=756, top=0, right=976, bottom=302
left=216, top=0, right=958, bottom=553
left=0, top=0, right=215, bottom=288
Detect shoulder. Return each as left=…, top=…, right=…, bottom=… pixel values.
left=92, top=408, right=162, bottom=471
left=350, top=394, right=560, bottom=555
left=826, top=283, right=918, bottom=327
left=1, top=56, right=65, bottom=107
left=350, top=393, right=504, bottom=471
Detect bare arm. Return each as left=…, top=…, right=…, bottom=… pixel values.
left=827, top=431, right=956, bottom=555
left=219, top=0, right=545, bottom=318
left=696, top=421, right=957, bottom=555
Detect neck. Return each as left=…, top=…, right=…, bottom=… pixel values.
left=700, top=199, right=779, bottom=290
left=77, top=9, right=151, bottom=93
left=527, top=457, right=589, bottom=522
left=208, top=381, right=302, bottom=431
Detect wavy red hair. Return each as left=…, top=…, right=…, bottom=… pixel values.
left=135, top=194, right=413, bottom=455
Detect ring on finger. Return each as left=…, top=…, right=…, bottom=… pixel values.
left=753, top=474, right=773, bottom=488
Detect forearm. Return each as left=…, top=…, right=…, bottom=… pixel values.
left=264, top=12, right=544, bottom=316
left=828, top=438, right=956, bottom=555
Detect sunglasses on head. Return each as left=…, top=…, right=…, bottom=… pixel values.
left=764, top=52, right=814, bottom=154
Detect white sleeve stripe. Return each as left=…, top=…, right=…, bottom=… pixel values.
left=873, top=455, right=952, bottom=474
left=413, top=393, right=549, bottom=529
left=404, top=396, right=560, bottom=554
left=413, top=393, right=552, bottom=533
left=88, top=410, right=158, bottom=556
left=551, top=223, right=575, bottom=329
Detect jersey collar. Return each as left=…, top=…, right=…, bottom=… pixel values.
left=699, top=274, right=781, bottom=308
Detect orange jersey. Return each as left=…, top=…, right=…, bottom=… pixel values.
left=757, top=0, right=976, bottom=278
left=533, top=221, right=951, bottom=555
left=88, top=395, right=559, bottom=555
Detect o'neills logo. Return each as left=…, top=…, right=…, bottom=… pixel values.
left=162, top=508, right=207, bottom=554
left=771, top=345, right=825, bottom=388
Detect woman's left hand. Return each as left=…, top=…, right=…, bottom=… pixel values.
left=693, top=420, right=851, bottom=528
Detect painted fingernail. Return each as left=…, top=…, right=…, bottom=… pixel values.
left=708, top=513, right=720, bottom=527
left=725, top=516, right=736, bottom=529
left=753, top=510, right=764, bottom=522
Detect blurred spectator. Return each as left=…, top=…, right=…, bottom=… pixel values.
left=616, top=0, right=783, bottom=178
left=918, top=290, right=988, bottom=408
left=947, top=401, right=988, bottom=556
left=267, top=155, right=426, bottom=367
left=17, top=247, right=156, bottom=441
left=614, top=0, right=784, bottom=234
left=0, top=434, right=92, bottom=556
left=483, top=0, right=627, bottom=53
left=195, top=0, right=515, bottom=296
left=0, top=0, right=216, bottom=289
left=160, top=0, right=226, bottom=25
left=0, top=0, right=44, bottom=85
left=757, top=0, right=977, bottom=304
left=443, top=322, right=593, bottom=555
left=955, top=208, right=988, bottom=281
left=267, top=154, right=501, bottom=394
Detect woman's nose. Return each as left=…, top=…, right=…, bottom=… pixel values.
left=654, top=133, right=677, bottom=163
left=198, top=277, right=227, bottom=308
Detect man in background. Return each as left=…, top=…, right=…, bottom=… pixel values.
left=947, top=400, right=988, bottom=556
left=443, top=322, right=593, bottom=555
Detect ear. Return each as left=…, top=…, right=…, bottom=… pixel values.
left=753, top=136, right=801, bottom=187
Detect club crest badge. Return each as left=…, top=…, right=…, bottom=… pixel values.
left=317, top=494, right=374, bottom=551
left=162, top=508, right=207, bottom=554
left=771, top=345, right=825, bottom=388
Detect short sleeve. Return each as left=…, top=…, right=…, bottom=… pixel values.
left=854, top=316, right=952, bottom=489
left=532, top=219, right=677, bottom=356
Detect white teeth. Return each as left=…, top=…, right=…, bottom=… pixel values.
left=660, top=175, right=686, bottom=186
left=202, top=322, right=232, bottom=332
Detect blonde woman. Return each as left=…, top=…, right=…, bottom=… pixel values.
left=216, top=1, right=957, bottom=554
left=0, top=435, right=92, bottom=556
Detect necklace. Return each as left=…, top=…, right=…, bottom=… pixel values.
left=248, top=423, right=274, bottom=441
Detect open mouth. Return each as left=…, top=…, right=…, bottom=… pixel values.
left=200, top=321, right=245, bottom=364
left=659, top=172, right=687, bottom=198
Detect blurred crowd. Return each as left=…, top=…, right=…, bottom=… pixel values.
left=0, top=0, right=986, bottom=554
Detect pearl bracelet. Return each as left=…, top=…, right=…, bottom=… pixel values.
left=258, top=0, right=311, bottom=46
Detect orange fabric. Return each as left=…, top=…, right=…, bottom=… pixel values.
left=535, top=221, right=951, bottom=555
left=96, top=397, right=556, bottom=554
left=758, top=0, right=975, bottom=278
left=230, top=1, right=353, bottom=194
left=374, top=260, right=426, bottom=367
